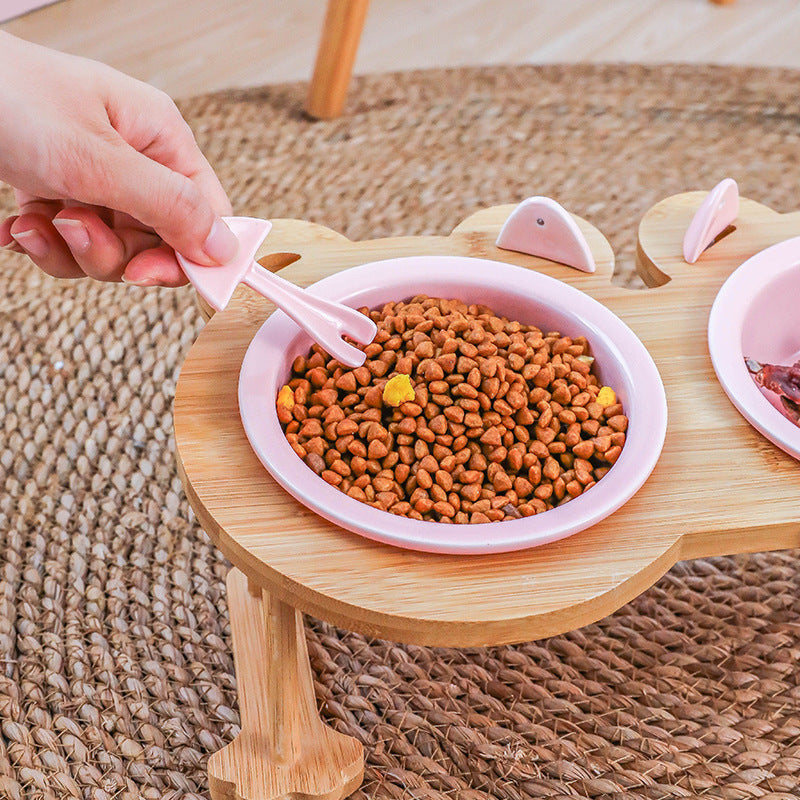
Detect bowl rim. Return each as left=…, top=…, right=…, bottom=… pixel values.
left=238, top=255, right=668, bottom=554
left=708, top=235, right=800, bottom=461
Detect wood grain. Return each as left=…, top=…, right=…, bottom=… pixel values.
left=174, top=197, right=800, bottom=648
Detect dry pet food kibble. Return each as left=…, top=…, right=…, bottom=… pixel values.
left=277, top=296, right=629, bottom=524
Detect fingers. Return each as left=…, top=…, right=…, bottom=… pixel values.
left=71, top=135, right=238, bottom=269
left=4, top=70, right=238, bottom=280
left=107, top=86, right=233, bottom=219
left=5, top=203, right=179, bottom=285
left=7, top=197, right=81, bottom=271
left=138, top=103, right=233, bottom=218
left=122, top=244, right=188, bottom=288
left=52, top=208, right=161, bottom=282
left=0, top=216, right=23, bottom=253
left=9, top=212, right=84, bottom=279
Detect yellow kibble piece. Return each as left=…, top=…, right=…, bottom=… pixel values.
left=277, top=384, right=295, bottom=411
left=597, top=386, right=616, bottom=407
left=382, top=374, right=416, bottom=407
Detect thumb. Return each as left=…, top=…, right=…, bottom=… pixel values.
left=83, top=138, right=239, bottom=266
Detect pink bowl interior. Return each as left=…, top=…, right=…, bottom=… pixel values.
left=708, top=236, right=800, bottom=459
left=742, top=269, right=800, bottom=412
left=238, top=256, right=667, bottom=554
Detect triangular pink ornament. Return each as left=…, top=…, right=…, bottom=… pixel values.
left=496, top=197, right=596, bottom=273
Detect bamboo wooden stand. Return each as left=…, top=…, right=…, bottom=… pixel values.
left=175, top=193, right=799, bottom=800
left=207, top=571, right=363, bottom=800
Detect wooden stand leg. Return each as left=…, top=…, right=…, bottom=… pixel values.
left=208, top=569, right=364, bottom=800
left=304, top=0, right=370, bottom=119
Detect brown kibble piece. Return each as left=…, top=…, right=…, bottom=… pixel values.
left=304, top=452, right=326, bottom=475
left=331, top=459, right=351, bottom=477
left=514, top=477, right=534, bottom=498
left=460, top=483, right=482, bottom=502
left=593, top=435, right=612, bottom=453
left=347, top=486, right=367, bottom=501
left=543, top=457, right=560, bottom=481
left=424, top=361, right=445, bottom=381
left=416, top=469, right=433, bottom=489
left=363, top=385, right=383, bottom=407
left=336, top=419, right=359, bottom=437
left=367, top=440, right=389, bottom=460
left=321, top=469, right=342, bottom=486
left=566, top=480, right=583, bottom=497
left=306, top=367, right=328, bottom=388
left=437, top=352, right=457, bottom=372
left=335, top=372, right=357, bottom=392
left=414, top=495, right=434, bottom=513
left=433, top=500, right=456, bottom=518
left=480, top=427, right=503, bottom=446
left=502, top=503, right=523, bottom=519
left=572, top=440, right=594, bottom=460
left=608, top=414, right=628, bottom=432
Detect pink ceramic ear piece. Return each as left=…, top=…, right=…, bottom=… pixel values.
left=682, top=178, right=739, bottom=263
left=496, top=196, right=596, bottom=273
left=177, top=217, right=377, bottom=368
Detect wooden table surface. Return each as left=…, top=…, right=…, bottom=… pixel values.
left=174, top=195, right=800, bottom=648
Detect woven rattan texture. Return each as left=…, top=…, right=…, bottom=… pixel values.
left=1, top=64, right=800, bottom=800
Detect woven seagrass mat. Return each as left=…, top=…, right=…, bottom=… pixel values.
left=2, top=64, right=800, bottom=800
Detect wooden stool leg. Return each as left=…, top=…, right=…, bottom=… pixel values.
left=208, top=569, right=364, bottom=800
left=304, top=0, right=370, bottom=120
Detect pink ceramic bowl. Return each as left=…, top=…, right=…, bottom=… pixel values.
left=708, top=236, right=800, bottom=460
left=238, top=256, right=667, bottom=554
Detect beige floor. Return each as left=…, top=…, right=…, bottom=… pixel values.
left=3, top=0, right=800, bottom=101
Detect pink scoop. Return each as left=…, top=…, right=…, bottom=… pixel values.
left=176, top=217, right=376, bottom=368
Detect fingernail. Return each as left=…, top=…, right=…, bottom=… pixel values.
left=53, top=219, right=90, bottom=254
left=121, top=275, right=157, bottom=287
left=11, top=229, right=49, bottom=259
left=202, top=218, right=239, bottom=264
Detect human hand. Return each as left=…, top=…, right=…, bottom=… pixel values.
left=0, top=32, right=238, bottom=286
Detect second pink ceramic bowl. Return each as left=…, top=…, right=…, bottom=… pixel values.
left=238, top=256, right=667, bottom=554
left=708, top=236, right=800, bottom=460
